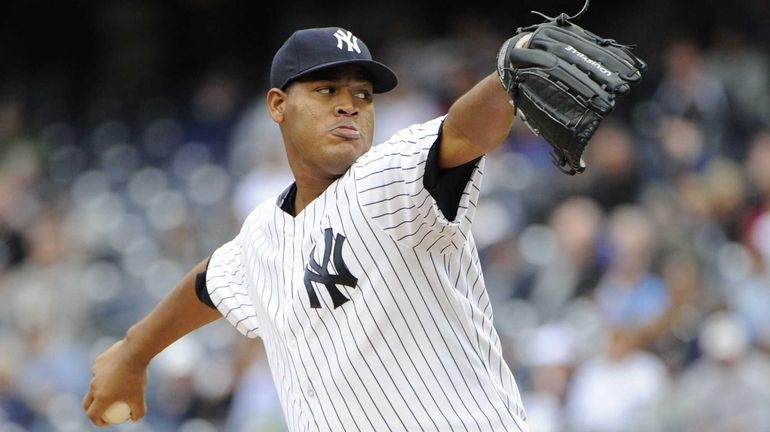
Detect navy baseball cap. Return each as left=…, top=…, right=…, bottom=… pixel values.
left=270, top=27, right=398, bottom=93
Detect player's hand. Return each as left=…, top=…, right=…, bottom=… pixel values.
left=82, top=339, right=149, bottom=426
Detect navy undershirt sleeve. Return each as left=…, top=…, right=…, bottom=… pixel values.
left=195, top=257, right=216, bottom=309
left=423, top=122, right=481, bottom=221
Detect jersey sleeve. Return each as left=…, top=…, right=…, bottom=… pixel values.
left=353, top=116, right=485, bottom=254
left=206, top=221, right=260, bottom=339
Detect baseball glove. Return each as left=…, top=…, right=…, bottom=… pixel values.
left=497, top=0, right=646, bottom=174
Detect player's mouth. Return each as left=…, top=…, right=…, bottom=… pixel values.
left=330, top=123, right=361, bottom=140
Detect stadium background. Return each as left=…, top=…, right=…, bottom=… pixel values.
left=1, top=0, right=770, bottom=431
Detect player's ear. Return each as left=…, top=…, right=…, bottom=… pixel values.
left=267, top=88, right=287, bottom=123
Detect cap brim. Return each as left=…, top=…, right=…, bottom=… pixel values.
left=283, top=59, right=398, bottom=93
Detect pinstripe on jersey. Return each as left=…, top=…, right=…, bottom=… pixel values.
left=206, top=116, right=529, bottom=431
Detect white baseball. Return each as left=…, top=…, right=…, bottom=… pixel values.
left=102, top=401, right=132, bottom=424
left=515, top=33, right=533, bottom=49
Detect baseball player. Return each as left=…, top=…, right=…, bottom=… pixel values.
left=84, top=13, right=643, bottom=431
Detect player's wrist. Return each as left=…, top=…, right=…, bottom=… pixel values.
left=123, top=325, right=159, bottom=367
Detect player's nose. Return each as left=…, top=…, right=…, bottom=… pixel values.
left=334, top=90, right=358, bottom=116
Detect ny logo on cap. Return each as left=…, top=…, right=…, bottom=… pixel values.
left=333, top=29, right=361, bottom=54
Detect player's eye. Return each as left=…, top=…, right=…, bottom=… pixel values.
left=317, top=86, right=336, bottom=95
left=355, top=90, right=373, bottom=101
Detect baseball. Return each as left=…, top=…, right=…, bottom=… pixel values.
left=102, top=401, right=131, bottom=424
left=515, top=33, right=532, bottom=49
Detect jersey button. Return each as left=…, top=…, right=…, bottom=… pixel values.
left=306, top=388, right=316, bottom=398
left=288, top=339, right=297, bottom=350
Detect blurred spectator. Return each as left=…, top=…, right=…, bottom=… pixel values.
left=650, top=38, right=729, bottom=159
left=705, top=27, right=770, bottom=154
left=185, top=72, right=245, bottom=162
left=727, top=246, right=770, bottom=353
left=744, top=131, right=770, bottom=269
left=654, top=252, right=708, bottom=368
left=726, top=137, right=770, bottom=351
left=656, top=116, right=708, bottom=178
left=0, top=160, right=41, bottom=230
left=520, top=323, right=577, bottom=432
left=0, top=89, right=39, bottom=159
left=15, top=324, right=91, bottom=431
left=571, top=121, right=643, bottom=210
left=225, top=339, right=285, bottom=432
left=564, top=330, right=669, bottom=432
left=702, top=157, right=749, bottom=240
left=526, top=196, right=605, bottom=320
left=0, top=224, right=26, bottom=273
left=671, top=311, right=770, bottom=431
left=666, top=156, right=750, bottom=287
left=0, top=357, right=34, bottom=429
left=594, top=205, right=669, bottom=331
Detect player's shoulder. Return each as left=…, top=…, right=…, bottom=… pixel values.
left=382, top=115, right=445, bottom=146
left=241, top=194, right=281, bottom=228
left=355, top=115, right=445, bottom=167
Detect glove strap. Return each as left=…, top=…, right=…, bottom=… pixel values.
left=496, top=38, right=514, bottom=92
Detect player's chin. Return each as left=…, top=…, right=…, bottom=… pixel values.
left=332, top=137, right=370, bottom=157
left=323, top=142, right=368, bottom=174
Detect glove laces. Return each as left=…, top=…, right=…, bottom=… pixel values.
left=530, top=0, right=635, bottom=51
left=531, top=0, right=590, bottom=25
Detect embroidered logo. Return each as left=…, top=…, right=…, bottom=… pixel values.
left=564, top=45, right=612, bottom=77
left=333, top=29, right=361, bottom=54
left=304, top=228, right=358, bottom=308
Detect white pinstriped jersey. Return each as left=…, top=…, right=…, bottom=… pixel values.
left=206, top=117, right=528, bottom=431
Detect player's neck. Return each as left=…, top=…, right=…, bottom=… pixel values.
left=293, top=180, right=335, bottom=215
left=285, top=154, right=343, bottom=215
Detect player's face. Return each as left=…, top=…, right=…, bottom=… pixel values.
left=269, top=65, right=375, bottom=179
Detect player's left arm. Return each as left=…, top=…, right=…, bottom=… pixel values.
left=439, top=72, right=515, bottom=169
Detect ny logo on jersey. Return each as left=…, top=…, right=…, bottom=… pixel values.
left=333, top=29, right=361, bottom=54
left=304, top=228, right=358, bottom=309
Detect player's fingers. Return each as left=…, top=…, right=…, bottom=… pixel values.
left=128, top=399, right=147, bottom=422
left=82, top=391, right=94, bottom=411
left=86, top=398, right=111, bottom=427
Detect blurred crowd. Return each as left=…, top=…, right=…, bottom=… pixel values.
left=2, top=16, right=770, bottom=432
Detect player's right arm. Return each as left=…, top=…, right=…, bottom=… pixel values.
left=83, top=258, right=221, bottom=427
